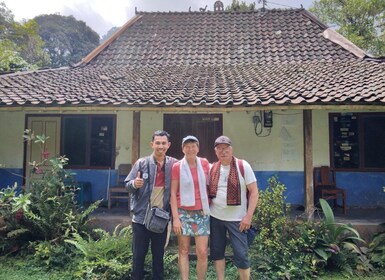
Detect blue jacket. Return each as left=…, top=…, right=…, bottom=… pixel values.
left=125, top=155, right=177, bottom=224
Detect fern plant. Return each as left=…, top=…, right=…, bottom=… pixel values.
left=159, top=251, right=179, bottom=280
left=368, top=223, right=385, bottom=269
left=65, top=225, right=133, bottom=279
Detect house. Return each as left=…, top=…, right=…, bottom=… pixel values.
left=1, top=2, right=385, bottom=214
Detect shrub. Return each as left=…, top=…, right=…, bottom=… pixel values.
left=65, top=225, right=133, bottom=279
left=29, top=240, right=75, bottom=269
left=251, top=175, right=318, bottom=279
left=314, top=199, right=371, bottom=277
left=162, top=251, right=179, bottom=279
left=368, top=223, right=385, bottom=269
left=0, top=183, right=32, bottom=254
left=0, top=130, right=100, bottom=258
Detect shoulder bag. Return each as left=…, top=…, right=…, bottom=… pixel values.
left=143, top=157, right=170, bottom=233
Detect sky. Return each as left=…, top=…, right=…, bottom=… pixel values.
left=3, top=0, right=315, bottom=37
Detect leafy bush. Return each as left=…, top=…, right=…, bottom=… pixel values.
left=28, top=240, right=75, bottom=269
left=0, top=130, right=100, bottom=259
left=249, top=176, right=373, bottom=279
left=251, top=175, right=318, bottom=279
left=0, top=184, right=33, bottom=254
left=162, top=251, right=179, bottom=279
left=368, top=223, right=385, bottom=269
left=65, top=225, right=133, bottom=279
left=314, top=199, right=371, bottom=277
left=22, top=154, right=100, bottom=241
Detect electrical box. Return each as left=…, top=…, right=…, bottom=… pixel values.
left=263, top=110, right=273, bottom=127
left=252, top=115, right=260, bottom=124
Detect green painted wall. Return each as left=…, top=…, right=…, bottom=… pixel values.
left=0, top=111, right=25, bottom=168
left=1, top=108, right=384, bottom=171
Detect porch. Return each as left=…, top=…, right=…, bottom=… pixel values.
left=88, top=205, right=385, bottom=242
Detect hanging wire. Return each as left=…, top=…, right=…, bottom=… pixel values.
left=265, top=1, right=301, bottom=9
left=253, top=111, right=272, bottom=137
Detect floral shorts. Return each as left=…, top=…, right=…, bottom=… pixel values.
left=178, top=208, right=210, bottom=236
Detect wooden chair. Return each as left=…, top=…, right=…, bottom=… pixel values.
left=313, top=166, right=347, bottom=214
left=108, top=164, right=131, bottom=211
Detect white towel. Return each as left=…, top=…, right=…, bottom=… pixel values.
left=179, top=157, right=210, bottom=215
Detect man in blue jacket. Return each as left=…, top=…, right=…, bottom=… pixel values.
left=125, top=130, right=177, bottom=280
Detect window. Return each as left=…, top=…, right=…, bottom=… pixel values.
left=330, top=113, right=385, bottom=170
left=62, top=115, right=116, bottom=168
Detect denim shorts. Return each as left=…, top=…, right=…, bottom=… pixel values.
left=210, top=216, right=250, bottom=269
left=178, top=208, right=210, bottom=236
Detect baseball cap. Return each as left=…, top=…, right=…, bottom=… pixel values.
left=182, top=135, right=199, bottom=145
left=214, top=135, right=232, bottom=147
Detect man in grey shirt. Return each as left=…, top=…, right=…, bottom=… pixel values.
left=125, top=130, right=177, bottom=280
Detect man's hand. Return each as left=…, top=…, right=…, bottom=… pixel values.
left=239, top=214, right=252, bottom=232
left=133, top=171, right=144, bottom=188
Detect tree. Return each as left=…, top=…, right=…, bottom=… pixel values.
left=0, top=40, right=29, bottom=72
left=0, top=2, right=50, bottom=73
left=12, top=19, right=51, bottom=67
left=34, top=14, right=100, bottom=67
left=0, top=1, right=13, bottom=27
left=100, top=26, right=119, bottom=44
left=310, top=0, right=385, bottom=57
left=226, top=0, right=256, bottom=12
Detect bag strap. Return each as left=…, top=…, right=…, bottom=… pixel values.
left=238, top=159, right=244, bottom=178
left=237, top=159, right=256, bottom=228
left=145, top=157, right=152, bottom=207
left=238, top=158, right=251, bottom=202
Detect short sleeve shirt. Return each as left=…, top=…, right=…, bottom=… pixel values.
left=172, top=158, right=210, bottom=210
left=209, top=160, right=257, bottom=221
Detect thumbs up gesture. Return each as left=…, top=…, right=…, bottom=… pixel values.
left=133, top=171, right=144, bottom=189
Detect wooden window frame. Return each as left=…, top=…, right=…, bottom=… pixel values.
left=61, top=114, right=116, bottom=169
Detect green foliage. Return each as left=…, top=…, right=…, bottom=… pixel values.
left=12, top=19, right=51, bottom=67
left=249, top=176, right=375, bottom=278
left=34, top=14, right=100, bottom=67
left=0, top=184, right=33, bottom=254
left=368, top=223, right=385, bottom=268
left=163, top=251, right=179, bottom=279
left=29, top=240, right=74, bottom=269
left=0, top=1, right=13, bottom=25
left=0, top=130, right=99, bottom=258
left=314, top=199, right=372, bottom=276
left=226, top=0, right=256, bottom=11
left=251, top=176, right=318, bottom=279
left=0, top=255, right=77, bottom=280
left=23, top=155, right=99, bottom=243
left=0, top=2, right=50, bottom=72
left=0, top=40, right=30, bottom=72
left=310, top=0, right=385, bottom=57
left=1, top=2, right=100, bottom=71
left=65, top=225, right=133, bottom=279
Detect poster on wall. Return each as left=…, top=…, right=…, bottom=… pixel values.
left=331, top=113, right=359, bottom=168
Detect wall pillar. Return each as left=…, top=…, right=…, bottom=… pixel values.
left=303, top=109, right=314, bottom=219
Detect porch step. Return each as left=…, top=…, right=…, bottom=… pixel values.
left=89, top=206, right=385, bottom=243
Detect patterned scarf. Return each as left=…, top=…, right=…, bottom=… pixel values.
left=209, top=156, right=241, bottom=205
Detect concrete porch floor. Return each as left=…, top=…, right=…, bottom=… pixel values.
left=88, top=204, right=385, bottom=242
left=87, top=205, right=132, bottom=233
left=292, top=205, right=385, bottom=242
